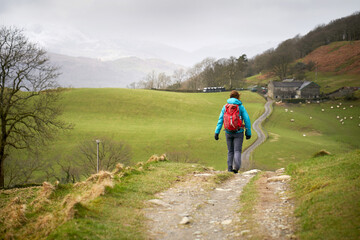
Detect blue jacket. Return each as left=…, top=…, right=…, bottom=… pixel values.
left=215, top=98, right=251, bottom=136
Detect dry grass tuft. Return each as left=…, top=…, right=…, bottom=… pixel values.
left=146, top=154, right=168, bottom=163
left=113, top=163, right=125, bottom=174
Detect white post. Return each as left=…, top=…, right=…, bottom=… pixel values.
left=96, top=140, right=101, bottom=173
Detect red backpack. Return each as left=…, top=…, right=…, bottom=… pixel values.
left=223, top=104, right=244, bottom=131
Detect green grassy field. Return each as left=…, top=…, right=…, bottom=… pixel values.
left=305, top=72, right=360, bottom=94
left=252, top=100, right=360, bottom=170
left=287, top=150, right=360, bottom=240
left=47, top=89, right=265, bottom=171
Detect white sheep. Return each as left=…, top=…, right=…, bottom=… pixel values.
left=303, top=134, right=306, bottom=137
left=337, top=105, right=340, bottom=108
left=343, top=107, right=346, bottom=110
left=337, top=116, right=340, bottom=119
left=331, top=106, right=334, bottom=109
left=344, top=117, right=347, bottom=120
left=350, top=105, right=353, bottom=108
left=350, top=117, right=353, bottom=120
left=342, top=122, right=344, bottom=125
left=290, top=119, right=295, bottom=122
left=322, top=109, right=325, bottom=112
left=310, top=116, right=312, bottom=119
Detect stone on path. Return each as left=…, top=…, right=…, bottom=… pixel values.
left=148, top=199, right=171, bottom=208
left=267, top=175, right=291, bottom=182
left=243, top=169, right=261, bottom=175
left=221, top=219, right=232, bottom=225
left=179, top=216, right=191, bottom=225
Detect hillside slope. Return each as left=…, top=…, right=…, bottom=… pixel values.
left=246, top=41, right=360, bottom=92
left=302, top=40, right=360, bottom=74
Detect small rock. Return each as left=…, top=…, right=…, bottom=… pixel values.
left=148, top=199, right=171, bottom=208
left=207, top=200, right=217, bottom=205
left=193, top=231, right=201, bottom=235
left=179, top=216, right=191, bottom=225
left=221, top=219, right=232, bottom=225
left=241, top=230, right=250, bottom=236
left=267, top=175, right=291, bottom=182
left=194, top=173, right=213, bottom=177
left=243, top=169, right=261, bottom=175
left=215, top=188, right=232, bottom=192
left=275, top=168, right=285, bottom=174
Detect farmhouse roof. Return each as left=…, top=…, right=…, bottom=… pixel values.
left=271, top=81, right=304, bottom=87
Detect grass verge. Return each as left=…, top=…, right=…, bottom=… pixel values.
left=287, top=150, right=360, bottom=240
left=0, top=155, right=235, bottom=240
left=236, top=172, right=262, bottom=238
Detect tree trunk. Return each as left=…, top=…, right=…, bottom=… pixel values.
left=0, top=150, right=5, bottom=188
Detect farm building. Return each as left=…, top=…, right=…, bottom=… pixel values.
left=268, top=80, right=320, bottom=99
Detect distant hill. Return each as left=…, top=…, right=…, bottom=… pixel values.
left=302, top=40, right=360, bottom=74
left=48, top=53, right=184, bottom=88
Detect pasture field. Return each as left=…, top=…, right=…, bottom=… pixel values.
left=288, top=150, right=360, bottom=239
left=252, top=100, right=360, bottom=170
left=50, top=89, right=265, bottom=170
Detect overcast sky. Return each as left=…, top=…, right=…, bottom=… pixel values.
left=1, top=0, right=359, bottom=65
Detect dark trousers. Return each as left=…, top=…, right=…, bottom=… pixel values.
left=225, top=131, right=244, bottom=171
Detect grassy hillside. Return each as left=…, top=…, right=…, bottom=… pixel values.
left=46, top=89, right=265, bottom=171
left=245, top=41, right=360, bottom=93
left=0, top=155, right=229, bottom=239
left=252, top=100, right=360, bottom=170
left=288, top=150, right=360, bottom=240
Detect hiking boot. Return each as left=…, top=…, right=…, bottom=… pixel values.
left=232, top=169, right=238, bottom=174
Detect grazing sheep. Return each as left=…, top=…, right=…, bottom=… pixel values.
left=337, top=116, right=340, bottom=119
left=290, top=119, right=295, bottom=122
left=310, top=116, right=312, bottom=119
left=337, top=105, right=340, bottom=108
left=344, top=117, right=347, bottom=120
left=321, top=109, right=325, bottom=112
left=343, top=107, right=346, bottom=110
left=339, top=103, right=342, bottom=105
left=342, top=122, right=344, bottom=125
left=350, top=117, right=353, bottom=120
left=303, top=134, right=306, bottom=137
left=331, top=106, right=334, bottom=109
left=340, top=119, right=343, bottom=122
left=350, top=105, right=353, bottom=108
left=285, top=109, right=288, bottom=112
left=290, top=110, right=293, bottom=113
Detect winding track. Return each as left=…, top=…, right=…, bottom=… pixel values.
left=241, top=98, right=274, bottom=170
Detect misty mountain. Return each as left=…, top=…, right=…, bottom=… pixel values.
left=48, top=53, right=183, bottom=88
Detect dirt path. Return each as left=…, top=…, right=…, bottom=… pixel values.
left=144, top=169, right=295, bottom=240
left=241, top=98, right=274, bottom=170
left=144, top=169, right=260, bottom=240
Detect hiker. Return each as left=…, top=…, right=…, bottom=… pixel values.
left=214, top=90, right=251, bottom=173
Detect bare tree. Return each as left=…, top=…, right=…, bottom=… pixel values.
left=0, top=26, right=71, bottom=187
left=76, top=137, right=131, bottom=177
left=171, top=68, right=186, bottom=89
left=4, top=148, right=45, bottom=187
left=55, top=155, right=80, bottom=183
